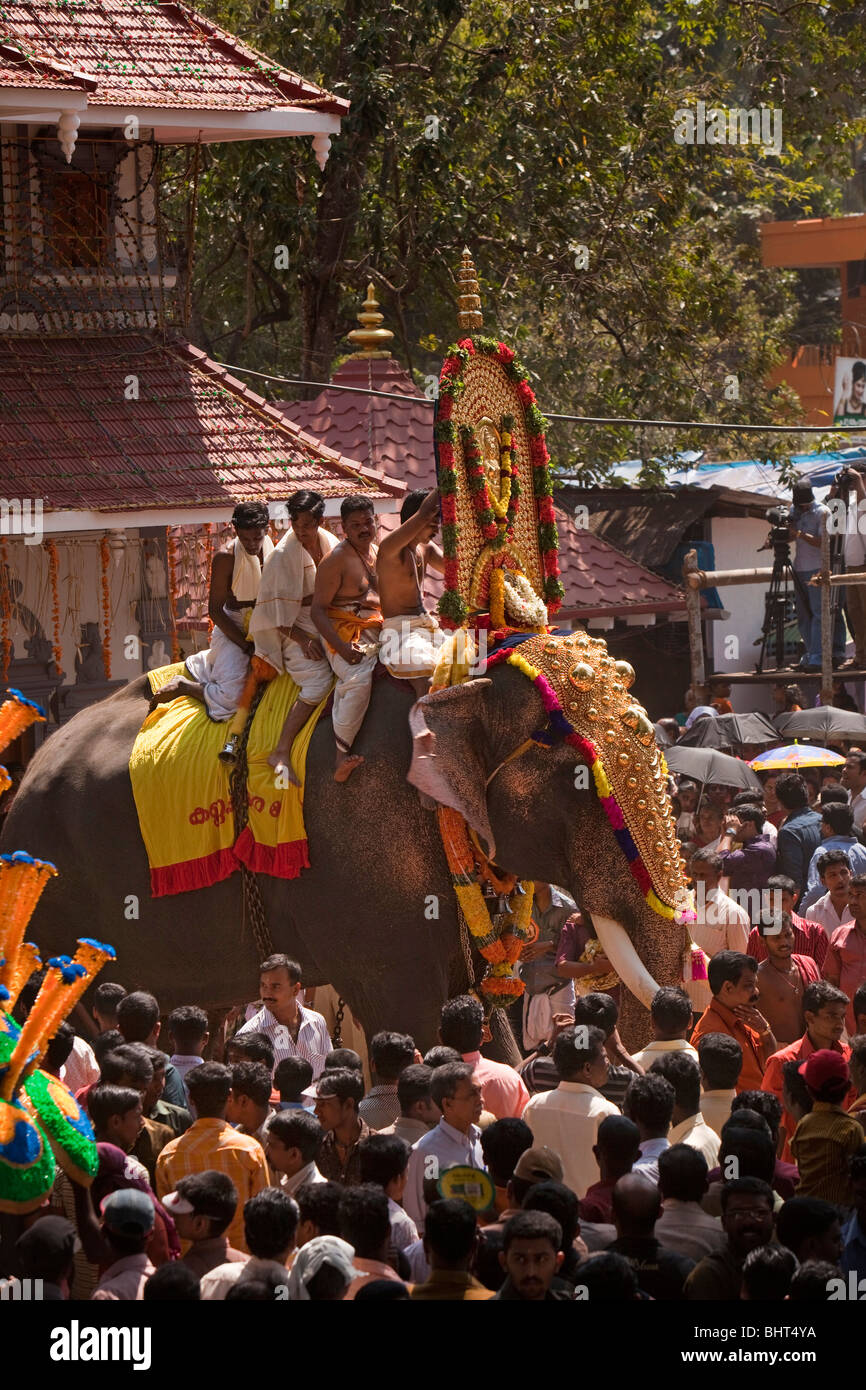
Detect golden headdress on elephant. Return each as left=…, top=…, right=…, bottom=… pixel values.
left=430, top=254, right=693, bottom=1015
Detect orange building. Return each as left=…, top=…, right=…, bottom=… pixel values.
left=760, top=214, right=866, bottom=424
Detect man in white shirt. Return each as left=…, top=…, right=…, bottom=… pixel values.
left=265, top=1110, right=327, bottom=1196
left=648, top=1052, right=721, bottom=1168
left=801, top=850, right=854, bottom=936
left=236, top=954, right=331, bottom=1076
left=843, top=751, right=866, bottom=832
left=632, top=987, right=699, bottom=1070
left=689, top=848, right=751, bottom=957
left=404, top=1062, right=486, bottom=1229
left=522, top=1025, right=619, bottom=1198
left=625, top=1072, right=674, bottom=1185
left=60, top=1033, right=100, bottom=1095
left=654, top=1144, right=724, bottom=1261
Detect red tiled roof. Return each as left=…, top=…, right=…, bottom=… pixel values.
left=0, top=40, right=95, bottom=90
left=277, top=356, right=435, bottom=485
left=0, top=0, right=347, bottom=114
left=555, top=510, right=686, bottom=618
left=0, top=333, right=402, bottom=511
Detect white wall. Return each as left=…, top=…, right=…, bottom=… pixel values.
left=709, top=515, right=788, bottom=714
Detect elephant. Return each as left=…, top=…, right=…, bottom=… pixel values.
left=0, top=641, right=687, bottom=1051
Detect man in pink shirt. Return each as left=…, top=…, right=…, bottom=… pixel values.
left=824, top=872, right=866, bottom=1034
left=439, top=995, right=529, bottom=1119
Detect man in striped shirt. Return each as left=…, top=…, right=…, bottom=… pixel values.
left=235, top=953, right=332, bottom=1078
left=155, top=1062, right=270, bottom=1255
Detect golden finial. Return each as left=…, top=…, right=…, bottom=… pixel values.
left=346, top=282, right=394, bottom=358
left=456, top=247, right=483, bottom=334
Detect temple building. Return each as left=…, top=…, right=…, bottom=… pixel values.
left=0, top=0, right=402, bottom=753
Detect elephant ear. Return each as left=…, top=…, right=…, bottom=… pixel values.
left=408, top=679, right=496, bottom=859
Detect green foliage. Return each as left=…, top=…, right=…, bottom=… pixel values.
left=164, top=0, right=866, bottom=480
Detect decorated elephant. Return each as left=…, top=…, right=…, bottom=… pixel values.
left=0, top=633, right=687, bottom=1050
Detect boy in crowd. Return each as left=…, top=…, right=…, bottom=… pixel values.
left=163, top=1171, right=246, bottom=1279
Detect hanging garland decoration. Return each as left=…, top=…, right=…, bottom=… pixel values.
left=166, top=529, right=181, bottom=663
left=437, top=805, right=535, bottom=1009
left=436, top=337, right=564, bottom=630
left=483, top=644, right=696, bottom=925
left=99, top=537, right=112, bottom=681
left=44, top=540, right=64, bottom=677
left=0, top=539, right=10, bottom=684
left=205, top=524, right=215, bottom=637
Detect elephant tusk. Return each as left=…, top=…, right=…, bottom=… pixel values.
left=592, top=914, right=661, bottom=1009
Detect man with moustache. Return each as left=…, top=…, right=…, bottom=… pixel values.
left=690, top=952, right=778, bottom=1093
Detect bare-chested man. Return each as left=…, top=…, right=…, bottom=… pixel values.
left=150, top=501, right=272, bottom=719
left=376, top=489, right=444, bottom=699
left=311, top=496, right=383, bottom=782
left=755, top=912, right=821, bottom=1046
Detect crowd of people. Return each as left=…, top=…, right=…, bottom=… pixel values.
left=3, top=897, right=866, bottom=1302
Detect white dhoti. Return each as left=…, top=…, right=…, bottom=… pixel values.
left=185, top=607, right=251, bottom=722
left=254, top=607, right=332, bottom=704
left=378, top=613, right=443, bottom=680
left=327, top=626, right=381, bottom=752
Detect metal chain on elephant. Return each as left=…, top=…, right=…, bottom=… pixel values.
left=333, top=997, right=345, bottom=1047
left=229, top=683, right=275, bottom=962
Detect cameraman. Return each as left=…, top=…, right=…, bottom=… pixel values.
left=837, top=465, right=866, bottom=669
left=787, top=482, right=845, bottom=672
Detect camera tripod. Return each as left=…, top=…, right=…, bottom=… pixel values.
left=756, top=543, right=810, bottom=674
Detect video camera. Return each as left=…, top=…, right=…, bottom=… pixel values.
left=760, top=505, right=791, bottom=553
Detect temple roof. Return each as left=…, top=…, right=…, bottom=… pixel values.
left=0, top=333, right=401, bottom=513
left=0, top=0, right=347, bottom=115
left=278, top=355, right=434, bottom=486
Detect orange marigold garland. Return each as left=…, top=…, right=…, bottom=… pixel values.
left=0, top=538, right=11, bottom=684
left=166, top=529, right=180, bottom=662
left=205, top=524, right=215, bottom=637
left=44, top=539, right=63, bottom=677
left=437, top=806, right=534, bottom=1009
left=99, top=536, right=112, bottom=680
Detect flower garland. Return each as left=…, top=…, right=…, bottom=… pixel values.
left=99, top=537, right=112, bottom=680
left=205, top=524, right=215, bottom=637
left=44, top=540, right=63, bottom=677
left=166, top=529, right=180, bottom=663
left=436, top=338, right=564, bottom=629
left=485, top=645, right=694, bottom=925
left=0, top=539, right=10, bottom=684
left=437, top=805, right=535, bottom=1008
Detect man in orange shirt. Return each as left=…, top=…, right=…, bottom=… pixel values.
left=690, top=951, right=778, bottom=1093
left=155, top=1062, right=270, bottom=1255
left=760, top=980, right=853, bottom=1161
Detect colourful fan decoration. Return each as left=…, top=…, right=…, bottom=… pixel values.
left=0, top=690, right=115, bottom=1211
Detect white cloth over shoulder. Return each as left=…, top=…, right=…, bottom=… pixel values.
left=232, top=535, right=274, bottom=601
left=249, top=527, right=339, bottom=668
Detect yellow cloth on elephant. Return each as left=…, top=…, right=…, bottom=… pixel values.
left=130, top=664, right=331, bottom=896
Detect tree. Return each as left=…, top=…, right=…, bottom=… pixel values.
left=165, top=0, right=866, bottom=477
